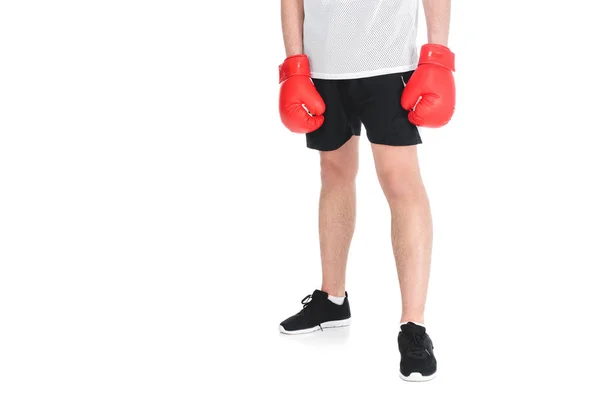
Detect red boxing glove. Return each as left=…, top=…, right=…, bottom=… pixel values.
left=279, top=55, right=326, bottom=133
left=401, top=44, right=456, bottom=128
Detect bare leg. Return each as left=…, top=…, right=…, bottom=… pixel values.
left=371, top=144, right=432, bottom=324
left=319, top=136, right=359, bottom=297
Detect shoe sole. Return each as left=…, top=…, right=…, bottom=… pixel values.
left=399, top=372, right=436, bottom=382
left=279, top=318, right=352, bottom=335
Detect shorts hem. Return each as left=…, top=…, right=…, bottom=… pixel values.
left=307, top=132, right=357, bottom=152
left=367, top=137, right=422, bottom=147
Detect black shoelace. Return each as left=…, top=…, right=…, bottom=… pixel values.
left=298, top=294, right=323, bottom=331
left=406, top=334, right=431, bottom=359
left=301, top=294, right=313, bottom=308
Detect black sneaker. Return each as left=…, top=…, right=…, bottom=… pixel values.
left=279, top=290, right=351, bottom=334
left=398, top=322, right=437, bottom=381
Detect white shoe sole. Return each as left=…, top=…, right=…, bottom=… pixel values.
left=400, top=372, right=436, bottom=382
left=279, top=318, right=352, bottom=335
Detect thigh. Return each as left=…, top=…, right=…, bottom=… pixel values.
left=371, top=144, right=426, bottom=208
left=306, top=79, right=361, bottom=152
left=320, top=135, right=360, bottom=173
left=370, top=143, right=421, bottom=183
left=359, top=71, right=422, bottom=147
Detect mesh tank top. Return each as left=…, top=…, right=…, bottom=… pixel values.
left=303, top=0, right=419, bottom=79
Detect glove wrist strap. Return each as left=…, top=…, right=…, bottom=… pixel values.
left=418, top=44, right=455, bottom=72
left=279, top=54, right=311, bottom=84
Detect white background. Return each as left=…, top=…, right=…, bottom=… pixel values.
left=1, top=1, right=599, bottom=398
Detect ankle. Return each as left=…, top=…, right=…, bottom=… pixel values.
left=321, top=286, right=345, bottom=298
left=400, top=314, right=425, bottom=326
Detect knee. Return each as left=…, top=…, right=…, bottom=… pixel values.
left=377, top=168, right=424, bottom=202
left=320, top=157, right=358, bottom=186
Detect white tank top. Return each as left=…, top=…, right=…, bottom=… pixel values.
left=303, top=0, right=419, bottom=79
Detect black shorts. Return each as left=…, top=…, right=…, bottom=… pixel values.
left=306, top=71, right=421, bottom=151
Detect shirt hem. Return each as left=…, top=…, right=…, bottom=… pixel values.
left=310, top=64, right=418, bottom=80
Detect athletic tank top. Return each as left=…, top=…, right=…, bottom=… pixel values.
left=303, top=0, right=419, bottom=79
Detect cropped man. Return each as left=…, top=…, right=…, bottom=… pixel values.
left=277, top=0, right=455, bottom=381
